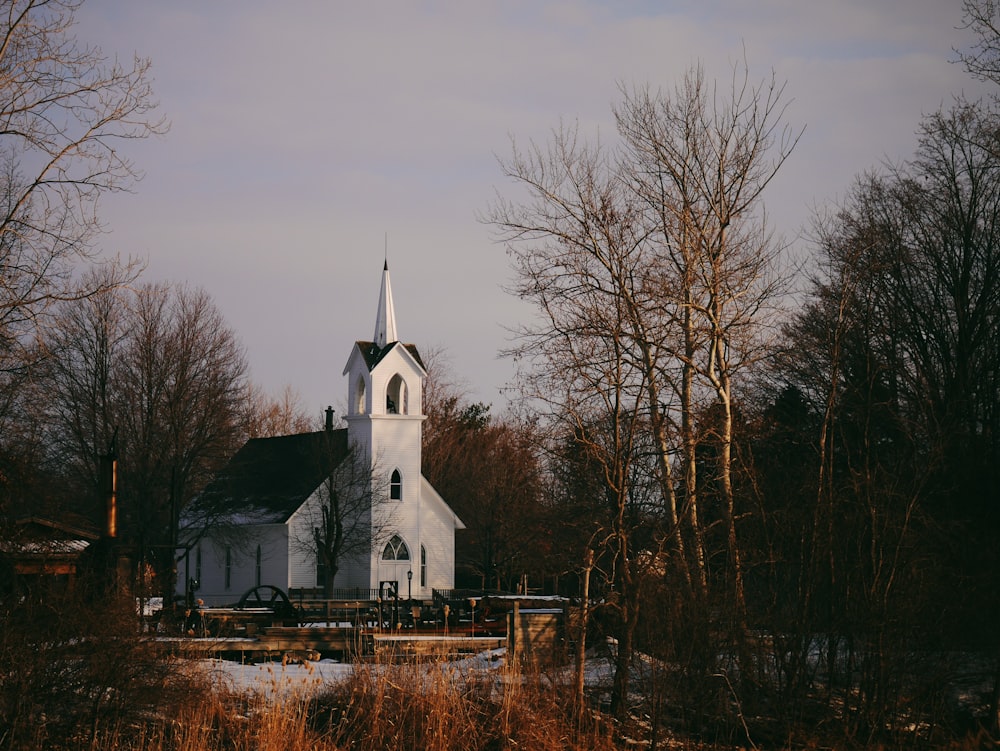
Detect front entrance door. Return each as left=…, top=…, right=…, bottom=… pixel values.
left=378, top=534, right=412, bottom=623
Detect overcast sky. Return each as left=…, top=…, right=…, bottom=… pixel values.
left=76, top=1, right=990, bottom=419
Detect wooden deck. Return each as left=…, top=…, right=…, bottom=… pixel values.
left=155, top=597, right=562, bottom=663
left=158, top=626, right=505, bottom=662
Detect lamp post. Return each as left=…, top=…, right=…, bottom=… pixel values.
left=468, top=598, right=477, bottom=638
left=407, top=569, right=414, bottom=629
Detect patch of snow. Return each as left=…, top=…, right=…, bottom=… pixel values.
left=196, top=643, right=623, bottom=699
left=201, top=658, right=352, bottom=697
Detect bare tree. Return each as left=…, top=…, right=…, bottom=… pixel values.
left=0, top=0, right=160, bottom=531
left=242, top=383, right=316, bottom=439
left=957, top=0, right=1000, bottom=86
left=40, top=266, right=127, bottom=521
left=488, top=61, right=798, bottom=715
left=488, top=121, right=669, bottom=716
left=125, top=284, right=248, bottom=603
left=768, top=96, right=1000, bottom=739
left=291, top=436, right=396, bottom=598
left=40, top=281, right=248, bottom=603
left=616, top=64, right=800, bottom=628
left=0, top=0, right=162, bottom=386
left=422, top=349, right=550, bottom=590
left=423, top=394, right=546, bottom=591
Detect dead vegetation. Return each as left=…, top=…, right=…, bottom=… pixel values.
left=0, top=580, right=617, bottom=751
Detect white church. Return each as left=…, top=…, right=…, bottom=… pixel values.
left=178, top=262, right=464, bottom=605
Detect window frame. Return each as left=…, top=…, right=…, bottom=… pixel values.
left=390, top=469, right=402, bottom=501
left=382, top=534, right=410, bottom=561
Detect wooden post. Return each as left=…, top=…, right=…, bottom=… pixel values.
left=509, top=601, right=520, bottom=658
left=574, top=548, right=593, bottom=712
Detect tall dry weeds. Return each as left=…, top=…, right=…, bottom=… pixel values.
left=314, top=649, right=616, bottom=751
left=1, top=620, right=618, bottom=751
left=132, top=650, right=615, bottom=751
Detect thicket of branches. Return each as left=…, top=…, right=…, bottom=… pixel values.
left=0, top=569, right=202, bottom=750
left=422, top=362, right=548, bottom=592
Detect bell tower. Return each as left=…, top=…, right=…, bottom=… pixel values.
left=343, top=261, right=426, bottom=421
left=342, top=261, right=427, bottom=592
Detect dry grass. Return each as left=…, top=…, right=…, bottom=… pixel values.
left=315, top=653, right=614, bottom=751
left=23, top=650, right=618, bottom=751
left=0, top=579, right=619, bottom=751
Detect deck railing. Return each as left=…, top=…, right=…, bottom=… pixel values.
left=289, top=587, right=382, bottom=602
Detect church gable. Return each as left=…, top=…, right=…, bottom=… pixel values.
left=344, top=340, right=425, bottom=418
left=354, top=340, right=425, bottom=373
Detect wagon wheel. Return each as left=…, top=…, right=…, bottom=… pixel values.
left=239, top=585, right=278, bottom=608
left=238, top=585, right=300, bottom=625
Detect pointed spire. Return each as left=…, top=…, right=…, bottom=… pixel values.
left=373, top=260, right=398, bottom=348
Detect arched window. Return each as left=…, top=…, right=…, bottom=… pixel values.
left=390, top=469, right=402, bottom=501
left=386, top=373, right=407, bottom=414
left=355, top=375, right=367, bottom=414
left=420, top=545, right=427, bottom=587
left=382, top=534, right=410, bottom=561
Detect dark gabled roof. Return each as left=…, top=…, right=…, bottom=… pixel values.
left=188, top=428, right=350, bottom=525
left=1, top=516, right=99, bottom=559
left=355, top=340, right=425, bottom=371
left=14, top=515, right=100, bottom=541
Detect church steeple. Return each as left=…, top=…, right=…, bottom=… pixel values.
left=345, top=262, right=426, bottom=418
left=373, top=260, right=398, bottom=349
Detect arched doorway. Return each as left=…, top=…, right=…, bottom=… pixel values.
left=378, top=534, right=411, bottom=599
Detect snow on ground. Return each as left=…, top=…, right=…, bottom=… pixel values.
left=198, top=649, right=502, bottom=696
left=200, top=657, right=354, bottom=698
left=197, top=645, right=616, bottom=700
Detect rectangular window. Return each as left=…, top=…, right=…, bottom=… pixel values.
left=315, top=528, right=326, bottom=588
